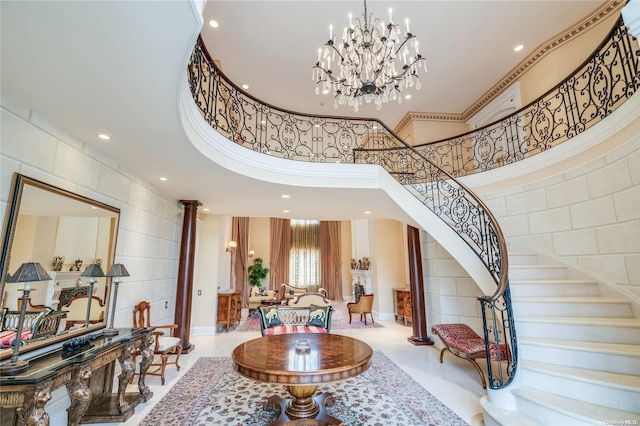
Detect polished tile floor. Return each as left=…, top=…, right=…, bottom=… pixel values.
left=93, top=318, right=485, bottom=425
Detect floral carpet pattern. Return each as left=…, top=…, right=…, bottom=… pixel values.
left=236, top=301, right=384, bottom=332
left=139, top=352, right=469, bottom=426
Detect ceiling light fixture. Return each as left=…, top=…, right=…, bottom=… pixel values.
left=313, top=0, right=426, bottom=112
left=98, top=133, right=110, bottom=140
left=208, top=20, right=219, bottom=29
left=514, top=44, right=524, bottom=52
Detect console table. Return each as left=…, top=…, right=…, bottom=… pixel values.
left=217, top=291, right=242, bottom=332
left=393, top=288, right=412, bottom=326
left=0, top=327, right=154, bottom=426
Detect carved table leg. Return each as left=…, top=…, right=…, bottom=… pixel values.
left=65, top=363, right=92, bottom=426
left=116, top=340, right=135, bottom=414
left=137, top=332, right=154, bottom=402
left=16, top=379, right=52, bottom=426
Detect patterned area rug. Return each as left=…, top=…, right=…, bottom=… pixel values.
left=139, top=352, right=468, bottom=426
left=236, top=301, right=383, bottom=332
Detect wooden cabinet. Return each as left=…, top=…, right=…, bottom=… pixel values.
left=217, top=291, right=242, bottom=332
left=393, top=288, right=412, bottom=326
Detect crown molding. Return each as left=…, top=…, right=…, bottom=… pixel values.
left=396, top=0, right=626, bottom=134
left=463, top=0, right=626, bottom=121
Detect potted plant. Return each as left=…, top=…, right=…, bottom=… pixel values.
left=248, top=257, right=269, bottom=288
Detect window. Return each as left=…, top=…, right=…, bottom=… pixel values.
left=289, top=219, right=320, bottom=289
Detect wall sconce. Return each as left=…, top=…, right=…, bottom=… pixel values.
left=248, top=250, right=255, bottom=258
left=80, top=263, right=105, bottom=328
left=225, top=240, right=237, bottom=252
left=0, top=262, right=52, bottom=375
left=104, top=263, right=130, bottom=336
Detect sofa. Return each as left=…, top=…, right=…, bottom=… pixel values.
left=257, top=304, right=333, bottom=336
left=286, top=291, right=331, bottom=307
left=63, top=295, right=105, bottom=329
left=248, top=286, right=277, bottom=310
left=0, top=307, right=68, bottom=347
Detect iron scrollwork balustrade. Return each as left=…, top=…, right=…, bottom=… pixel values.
left=187, top=16, right=638, bottom=389
left=409, top=17, right=640, bottom=177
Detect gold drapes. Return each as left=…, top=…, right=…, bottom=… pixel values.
left=320, top=221, right=343, bottom=301
left=232, top=217, right=250, bottom=307
left=269, top=218, right=290, bottom=297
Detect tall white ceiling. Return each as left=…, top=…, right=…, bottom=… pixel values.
left=1, top=1, right=610, bottom=220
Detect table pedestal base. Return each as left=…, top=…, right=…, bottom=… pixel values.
left=267, top=388, right=342, bottom=426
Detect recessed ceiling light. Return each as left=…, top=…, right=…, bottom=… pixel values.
left=281, top=194, right=290, bottom=199
left=202, top=208, right=210, bottom=212
left=364, top=211, right=371, bottom=214
left=514, top=44, right=524, bottom=52
left=208, top=20, right=219, bottom=28
left=98, top=133, right=110, bottom=140
left=283, top=210, right=290, bottom=213
left=159, top=177, right=167, bottom=181
left=242, top=84, right=249, bottom=90
left=404, top=94, right=411, bottom=100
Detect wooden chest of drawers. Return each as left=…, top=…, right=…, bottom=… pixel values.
left=393, top=288, right=412, bottom=326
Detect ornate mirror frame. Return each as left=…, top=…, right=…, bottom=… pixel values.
left=0, top=173, right=120, bottom=358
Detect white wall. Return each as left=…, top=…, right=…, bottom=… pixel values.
left=1, top=97, right=184, bottom=329
left=481, top=115, right=640, bottom=304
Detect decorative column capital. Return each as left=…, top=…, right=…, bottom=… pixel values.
left=180, top=200, right=202, bottom=208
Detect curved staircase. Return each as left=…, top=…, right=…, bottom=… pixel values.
left=482, top=248, right=640, bottom=425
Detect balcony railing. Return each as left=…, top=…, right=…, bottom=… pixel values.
left=187, top=15, right=638, bottom=390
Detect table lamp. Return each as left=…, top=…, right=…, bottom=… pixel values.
left=80, top=263, right=105, bottom=328
left=103, top=263, right=130, bottom=336
left=0, top=262, right=52, bottom=375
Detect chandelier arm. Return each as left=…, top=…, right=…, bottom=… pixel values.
left=393, top=35, right=416, bottom=56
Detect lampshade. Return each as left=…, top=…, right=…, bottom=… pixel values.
left=80, top=263, right=106, bottom=278
left=8, top=262, right=52, bottom=282
left=106, top=264, right=130, bottom=278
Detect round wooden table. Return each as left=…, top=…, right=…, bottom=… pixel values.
left=232, top=333, right=373, bottom=425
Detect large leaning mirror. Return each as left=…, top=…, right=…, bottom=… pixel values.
left=0, top=173, right=120, bottom=358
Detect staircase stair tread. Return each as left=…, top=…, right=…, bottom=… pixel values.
left=522, top=360, right=640, bottom=389
left=513, top=386, right=640, bottom=423
left=520, top=337, right=640, bottom=356
left=516, top=316, right=640, bottom=326
left=510, top=279, right=598, bottom=285
left=511, top=296, right=630, bottom=304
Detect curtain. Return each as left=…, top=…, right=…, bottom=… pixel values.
left=232, top=217, right=250, bottom=307
left=269, top=218, right=290, bottom=299
left=289, top=219, right=320, bottom=289
left=320, top=221, right=343, bottom=300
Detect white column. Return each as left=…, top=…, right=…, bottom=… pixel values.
left=623, top=0, right=640, bottom=39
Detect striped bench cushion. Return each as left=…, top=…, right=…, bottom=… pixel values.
left=0, top=330, right=32, bottom=347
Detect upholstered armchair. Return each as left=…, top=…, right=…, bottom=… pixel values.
left=132, top=301, right=182, bottom=385
left=347, top=294, right=374, bottom=325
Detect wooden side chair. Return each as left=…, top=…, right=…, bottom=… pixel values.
left=132, top=301, right=182, bottom=385
left=346, top=294, right=375, bottom=325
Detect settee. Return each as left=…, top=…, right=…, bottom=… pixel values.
left=286, top=291, right=331, bottom=307
left=248, top=286, right=277, bottom=310
left=257, top=304, right=333, bottom=336
left=63, top=295, right=105, bottom=329
left=0, top=308, right=68, bottom=347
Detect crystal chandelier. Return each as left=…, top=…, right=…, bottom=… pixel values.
left=313, top=0, right=426, bottom=112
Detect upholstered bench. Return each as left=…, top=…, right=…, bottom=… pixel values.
left=257, top=305, right=333, bottom=336
left=431, top=323, right=508, bottom=389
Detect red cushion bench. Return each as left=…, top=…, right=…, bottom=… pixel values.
left=431, top=323, right=508, bottom=389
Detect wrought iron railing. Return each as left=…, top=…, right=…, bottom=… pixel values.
left=187, top=16, right=638, bottom=389
left=409, top=17, right=640, bottom=177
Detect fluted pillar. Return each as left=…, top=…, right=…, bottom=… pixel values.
left=175, top=200, right=201, bottom=353
left=407, top=225, right=433, bottom=346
